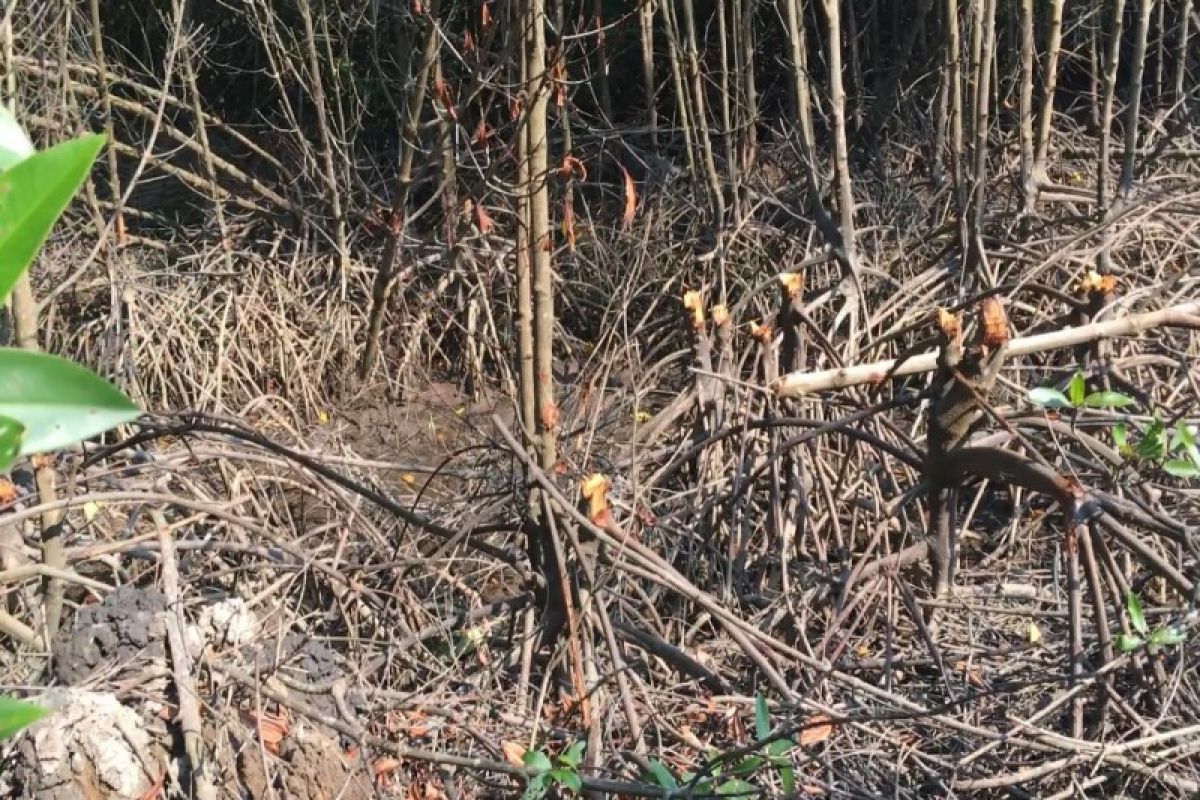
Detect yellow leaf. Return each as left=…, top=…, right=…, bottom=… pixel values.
left=1027, top=621, right=1041, bottom=644
left=635, top=409, right=651, bottom=424
left=83, top=501, right=100, bottom=522
left=317, top=410, right=329, bottom=424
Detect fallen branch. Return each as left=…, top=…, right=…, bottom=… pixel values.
left=773, top=301, right=1200, bottom=396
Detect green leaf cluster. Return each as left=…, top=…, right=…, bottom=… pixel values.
left=0, top=107, right=142, bottom=737
left=1115, top=592, right=1188, bottom=653
left=642, top=694, right=803, bottom=797
left=521, top=741, right=586, bottom=799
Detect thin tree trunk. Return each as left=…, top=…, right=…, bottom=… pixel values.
left=1175, top=0, right=1192, bottom=105
left=967, top=0, right=996, bottom=279
left=1118, top=0, right=1154, bottom=201
left=639, top=0, right=657, bottom=147
left=527, top=0, right=556, bottom=474
left=737, top=0, right=758, bottom=168
left=1097, top=0, right=1125, bottom=209
left=716, top=0, right=742, bottom=221
left=296, top=0, right=349, bottom=294
left=88, top=0, right=125, bottom=246
left=592, top=0, right=613, bottom=121
left=947, top=0, right=964, bottom=208
left=821, top=0, right=862, bottom=324
left=1018, top=0, right=1037, bottom=215
left=661, top=0, right=698, bottom=181
left=783, top=0, right=817, bottom=168
left=358, top=4, right=439, bottom=379
left=1033, top=0, right=1065, bottom=174
left=680, top=0, right=726, bottom=223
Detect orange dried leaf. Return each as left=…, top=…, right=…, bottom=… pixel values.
left=620, top=165, right=637, bottom=227
left=244, top=709, right=289, bottom=755
left=501, top=741, right=526, bottom=767
left=979, top=297, right=1009, bottom=347
left=798, top=713, right=832, bottom=746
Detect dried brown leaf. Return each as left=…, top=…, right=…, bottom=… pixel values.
left=798, top=713, right=832, bottom=746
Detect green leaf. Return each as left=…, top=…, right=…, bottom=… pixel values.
left=1115, top=633, right=1143, bottom=653
left=1125, top=592, right=1149, bottom=636
left=521, top=774, right=550, bottom=800
left=1148, top=627, right=1187, bottom=647
left=1172, top=423, right=1200, bottom=466
left=1163, top=460, right=1200, bottom=478
left=0, top=349, right=139, bottom=456
left=1028, top=387, right=1071, bottom=409
left=551, top=769, right=582, bottom=794
left=559, top=740, right=586, bottom=769
left=0, top=414, right=24, bottom=472
left=1136, top=419, right=1167, bottom=460
left=1112, top=423, right=1129, bottom=455
left=1066, top=373, right=1086, bottom=407
left=1082, top=391, right=1135, bottom=409
left=646, top=759, right=678, bottom=789
left=0, top=106, right=35, bottom=173
left=0, top=133, right=105, bottom=301
left=716, top=778, right=758, bottom=796
left=731, top=755, right=764, bottom=775
left=754, top=693, right=770, bottom=740
left=778, top=765, right=796, bottom=795
left=766, top=738, right=793, bottom=758
left=0, top=696, right=48, bottom=739
left=522, top=749, right=553, bottom=774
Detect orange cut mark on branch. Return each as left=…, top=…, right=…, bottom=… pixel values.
left=935, top=307, right=961, bottom=340
left=777, top=272, right=803, bottom=299
left=750, top=321, right=773, bottom=342
left=682, top=289, right=705, bottom=330
left=540, top=402, right=559, bottom=431
left=620, top=165, right=637, bottom=227
left=979, top=297, right=1010, bottom=348
left=581, top=473, right=610, bottom=525
left=711, top=304, right=730, bottom=327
